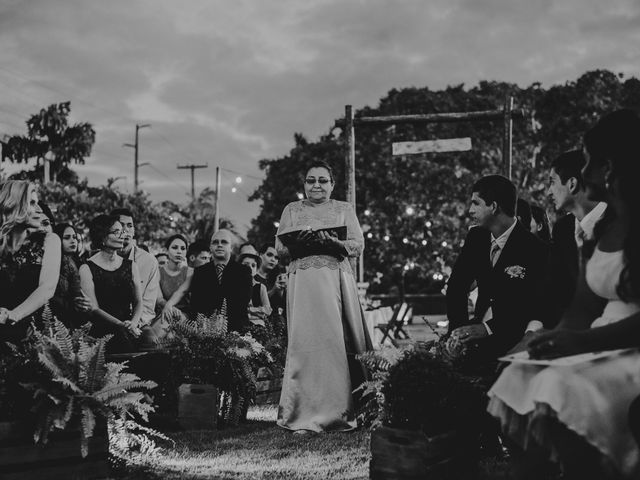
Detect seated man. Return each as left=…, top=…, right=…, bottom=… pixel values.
left=188, top=229, right=252, bottom=333
left=446, top=175, right=548, bottom=362
left=187, top=240, right=211, bottom=268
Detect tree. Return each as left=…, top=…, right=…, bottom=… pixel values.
left=247, top=70, right=640, bottom=293
left=1, top=102, right=95, bottom=183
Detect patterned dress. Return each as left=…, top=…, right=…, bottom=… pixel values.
left=276, top=199, right=372, bottom=432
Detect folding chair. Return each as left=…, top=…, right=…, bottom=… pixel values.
left=375, top=302, right=412, bottom=346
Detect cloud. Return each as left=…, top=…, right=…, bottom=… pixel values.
left=1, top=0, right=639, bottom=236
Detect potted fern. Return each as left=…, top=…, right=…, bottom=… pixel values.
left=167, top=301, right=273, bottom=429
left=366, top=341, right=485, bottom=480
left=0, top=316, right=157, bottom=479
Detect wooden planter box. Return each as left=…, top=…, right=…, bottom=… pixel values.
left=0, top=420, right=109, bottom=480
left=370, top=426, right=476, bottom=480
left=254, top=367, right=283, bottom=405
left=178, top=383, right=218, bottom=430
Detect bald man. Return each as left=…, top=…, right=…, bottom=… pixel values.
left=188, top=229, right=252, bottom=333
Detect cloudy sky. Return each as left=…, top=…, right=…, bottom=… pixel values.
left=1, top=0, right=639, bottom=234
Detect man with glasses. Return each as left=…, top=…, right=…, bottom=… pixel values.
left=111, top=208, right=159, bottom=327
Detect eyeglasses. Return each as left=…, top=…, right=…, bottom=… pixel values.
left=108, top=229, right=124, bottom=237
left=305, top=178, right=330, bottom=185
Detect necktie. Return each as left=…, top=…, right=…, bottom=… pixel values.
left=490, top=241, right=501, bottom=267
left=216, top=264, right=225, bottom=283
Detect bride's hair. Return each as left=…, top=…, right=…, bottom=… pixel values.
left=585, top=109, right=640, bottom=301
left=0, top=180, right=35, bottom=255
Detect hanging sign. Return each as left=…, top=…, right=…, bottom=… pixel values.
left=392, top=137, right=472, bottom=156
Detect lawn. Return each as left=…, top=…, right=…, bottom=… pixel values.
left=113, top=406, right=510, bottom=480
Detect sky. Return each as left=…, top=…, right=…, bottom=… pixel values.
left=0, top=0, right=639, bottom=235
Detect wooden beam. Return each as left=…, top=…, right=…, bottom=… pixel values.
left=502, top=96, right=514, bottom=180
left=392, top=137, right=472, bottom=156
left=334, top=108, right=527, bottom=128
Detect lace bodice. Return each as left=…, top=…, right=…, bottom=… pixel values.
left=0, top=231, right=46, bottom=309
left=87, top=259, right=136, bottom=322
left=275, top=199, right=364, bottom=274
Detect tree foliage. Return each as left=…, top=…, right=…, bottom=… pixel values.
left=248, top=70, right=640, bottom=293
left=1, top=102, right=96, bottom=183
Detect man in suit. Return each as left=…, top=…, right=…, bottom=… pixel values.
left=544, top=150, right=607, bottom=326
left=188, top=229, right=252, bottom=333
left=446, top=175, right=548, bottom=361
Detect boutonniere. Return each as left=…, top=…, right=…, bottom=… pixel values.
left=504, top=265, right=526, bottom=279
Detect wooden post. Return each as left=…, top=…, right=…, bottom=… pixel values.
left=213, top=166, right=221, bottom=233
left=502, top=96, right=514, bottom=180
left=344, top=105, right=359, bottom=277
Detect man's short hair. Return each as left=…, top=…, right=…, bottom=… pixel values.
left=551, top=150, right=586, bottom=191
left=472, top=175, right=517, bottom=217
left=187, top=239, right=209, bottom=258
left=516, top=198, right=532, bottom=228
left=110, top=208, right=134, bottom=221
left=259, top=243, right=275, bottom=254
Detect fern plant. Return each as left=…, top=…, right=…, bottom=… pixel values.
left=22, top=316, right=157, bottom=457
left=166, top=300, right=273, bottom=426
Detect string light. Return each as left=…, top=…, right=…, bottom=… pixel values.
left=383, top=235, right=390, bottom=242
left=421, top=239, right=428, bottom=246
left=367, top=232, right=373, bottom=239
left=405, top=206, right=414, bottom=215
left=297, top=193, right=304, bottom=200
left=364, top=209, right=371, bottom=216
left=235, top=176, right=242, bottom=184
left=441, top=241, right=448, bottom=247
left=402, top=238, right=409, bottom=244
left=231, top=187, right=237, bottom=193
left=425, top=221, right=432, bottom=228
left=273, top=221, right=280, bottom=228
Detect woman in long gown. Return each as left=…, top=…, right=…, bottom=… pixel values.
left=0, top=180, right=61, bottom=342
left=276, top=160, right=372, bottom=433
left=488, top=110, right=640, bottom=479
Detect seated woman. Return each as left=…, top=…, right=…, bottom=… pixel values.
left=79, top=214, right=142, bottom=353
left=157, top=234, right=191, bottom=312
left=0, top=181, right=61, bottom=342
left=488, top=110, right=640, bottom=479
left=239, top=251, right=272, bottom=326
left=51, top=223, right=91, bottom=327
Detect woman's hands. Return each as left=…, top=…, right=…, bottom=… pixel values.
left=527, top=329, right=593, bottom=359
left=123, top=319, right=142, bottom=337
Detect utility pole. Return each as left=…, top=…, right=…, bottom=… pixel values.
left=213, top=166, right=221, bottom=233
left=123, top=123, right=151, bottom=193
left=177, top=163, right=208, bottom=201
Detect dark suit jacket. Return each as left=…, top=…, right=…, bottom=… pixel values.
left=544, top=214, right=579, bottom=327
left=188, top=260, right=253, bottom=333
left=446, top=222, right=549, bottom=359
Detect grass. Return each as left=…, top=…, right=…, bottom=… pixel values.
left=112, top=405, right=510, bottom=480
left=113, top=406, right=370, bottom=480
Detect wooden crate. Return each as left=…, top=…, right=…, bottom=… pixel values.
left=178, top=383, right=218, bottom=430
left=0, top=421, right=109, bottom=480
left=370, top=426, right=473, bottom=480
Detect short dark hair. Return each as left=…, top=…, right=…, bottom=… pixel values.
left=516, top=198, right=532, bottom=228
left=259, top=243, right=275, bottom=254
left=187, top=239, right=209, bottom=258
left=164, top=234, right=188, bottom=250
left=89, top=214, right=120, bottom=248
left=471, top=175, right=517, bottom=217
left=110, top=208, right=134, bottom=222
left=530, top=204, right=551, bottom=243
left=305, top=160, right=335, bottom=184
left=551, top=150, right=586, bottom=191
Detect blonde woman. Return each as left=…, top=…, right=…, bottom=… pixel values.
left=0, top=180, right=61, bottom=341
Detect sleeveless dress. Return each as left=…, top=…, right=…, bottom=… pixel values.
left=159, top=265, right=189, bottom=309
left=0, top=231, right=47, bottom=341
left=87, top=258, right=137, bottom=353
left=487, top=247, right=640, bottom=476
left=276, top=199, right=373, bottom=432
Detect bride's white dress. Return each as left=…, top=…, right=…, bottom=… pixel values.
left=488, top=247, right=640, bottom=476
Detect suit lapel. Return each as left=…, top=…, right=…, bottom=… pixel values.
left=492, top=222, right=523, bottom=274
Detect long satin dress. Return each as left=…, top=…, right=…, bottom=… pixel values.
left=276, top=199, right=373, bottom=432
